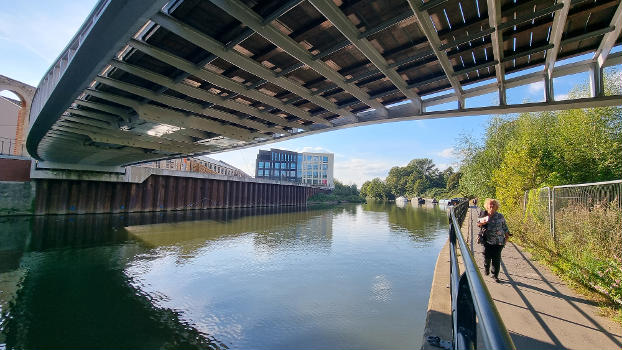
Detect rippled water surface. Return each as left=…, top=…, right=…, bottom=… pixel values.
left=0, top=202, right=449, bottom=349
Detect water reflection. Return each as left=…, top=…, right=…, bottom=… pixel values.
left=0, top=204, right=449, bottom=349
left=124, top=207, right=334, bottom=255
left=363, top=200, right=449, bottom=241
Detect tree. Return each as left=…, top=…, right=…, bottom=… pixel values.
left=446, top=171, right=461, bottom=192
left=457, top=70, right=622, bottom=211
left=457, top=116, right=517, bottom=200
left=360, top=178, right=392, bottom=200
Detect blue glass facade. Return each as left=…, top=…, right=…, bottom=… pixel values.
left=255, top=148, right=300, bottom=182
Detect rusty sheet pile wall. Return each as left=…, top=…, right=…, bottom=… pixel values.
left=34, top=175, right=323, bottom=215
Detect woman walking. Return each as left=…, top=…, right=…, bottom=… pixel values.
left=477, top=198, right=511, bottom=283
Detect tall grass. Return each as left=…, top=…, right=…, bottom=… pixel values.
left=510, top=201, right=622, bottom=321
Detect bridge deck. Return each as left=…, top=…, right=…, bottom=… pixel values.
left=26, top=0, right=622, bottom=166
left=463, top=207, right=621, bottom=350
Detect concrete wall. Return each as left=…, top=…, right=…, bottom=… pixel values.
left=0, top=181, right=35, bottom=216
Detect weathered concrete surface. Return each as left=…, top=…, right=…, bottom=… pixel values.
left=421, top=208, right=469, bottom=350
left=0, top=181, right=35, bottom=216
left=464, top=207, right=622, bottom=350
left=421, top=239, right=452, bottom=350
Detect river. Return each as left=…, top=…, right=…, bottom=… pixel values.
left=0, top=202, right=450, bottom=349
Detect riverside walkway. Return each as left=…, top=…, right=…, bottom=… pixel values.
left=461, top=206, right=622, bottom=349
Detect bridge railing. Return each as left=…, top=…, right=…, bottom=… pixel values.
left=29, top=0, right=110, bottom=124
left=448, top=201, right=515, bottom=350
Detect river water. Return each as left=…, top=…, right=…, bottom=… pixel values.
left=0, top=202, right=450, bottom=349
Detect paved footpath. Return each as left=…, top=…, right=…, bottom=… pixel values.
left=464, top=206, right=622, bottom=350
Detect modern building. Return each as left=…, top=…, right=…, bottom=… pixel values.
left=300, top=152, right=334, bottom=188
left=143, top=156, right=250, bottom=177
left=255, top=148, right=333, bottom=188
left=255, top=148, right=299, bottom=183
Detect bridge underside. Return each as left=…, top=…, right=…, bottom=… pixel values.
left=27, top=0, right=622, bottom=166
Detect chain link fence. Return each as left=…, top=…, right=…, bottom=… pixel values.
left=523, top=180, right=622, bottom=241
left=523, top=180, right=622, bottom=304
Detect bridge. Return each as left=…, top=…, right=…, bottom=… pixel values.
left=25, top=0, right=622, bottom=167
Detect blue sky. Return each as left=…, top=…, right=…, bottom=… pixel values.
left=1, top=1, right=615, bottom=187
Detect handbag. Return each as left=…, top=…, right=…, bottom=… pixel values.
left=477, top=210, right=488, bottom=244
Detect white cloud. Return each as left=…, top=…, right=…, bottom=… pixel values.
left=528, top=82, right=544, bottom=94
left=555, top=93, right=569, bottom=101
left=295, top=146, right=333, bottom=154
left=334, top=157, right=393, bottom=188
left=436, top=147, right=455, bottom=158
left=436, top=162, right=459, bottom=171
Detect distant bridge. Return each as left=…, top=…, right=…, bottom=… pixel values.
left=26, top=0, right=622, bottom=167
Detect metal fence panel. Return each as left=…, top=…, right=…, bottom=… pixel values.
left=524, top=179, right=622, bottom=241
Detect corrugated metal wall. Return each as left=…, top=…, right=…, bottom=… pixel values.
left=34, top=175, right=323, bottom=215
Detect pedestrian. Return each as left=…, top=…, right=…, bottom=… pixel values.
left=477, top=198, right=511, bottom=283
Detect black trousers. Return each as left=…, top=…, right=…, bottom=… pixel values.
left=483, top=243, right=504, bottom=278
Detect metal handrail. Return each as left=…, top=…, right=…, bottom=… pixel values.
left=448, top=201, right=516, bottom=350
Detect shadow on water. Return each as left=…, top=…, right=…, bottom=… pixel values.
left=0, top=207, right=323, bottom=349
left=0, top=213, right=237, bottom=349
left=122, top=206, right=335, bottom=254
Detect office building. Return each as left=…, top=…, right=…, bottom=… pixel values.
left=255, top=148, right=299, bottom=183
left=300, top=152, right=334, bottom=187
left=255, top=148, right=333, bottom=187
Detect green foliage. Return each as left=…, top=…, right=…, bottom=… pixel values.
left=361, top=159, right=463, bottom=200
left=457, top=77, right=622, bottom=209
left=457, top=116, right=517, bottom=200
left=308, top=180, right=365, bottom=203
left=360, top=178, right=393, bottom=200
left=518, top=203, right=622, bottom=307
left=459, top=70, right=622, bottom=311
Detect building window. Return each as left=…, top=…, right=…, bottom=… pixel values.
left=275, top=163, right=280, bottom=169
left=323, top=156, right=328, bottom=162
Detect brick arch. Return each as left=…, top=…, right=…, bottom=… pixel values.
left=0, top=75, right=36, bottom=156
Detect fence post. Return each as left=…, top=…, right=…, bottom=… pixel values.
left=550, top=187, right=556, bottom=243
